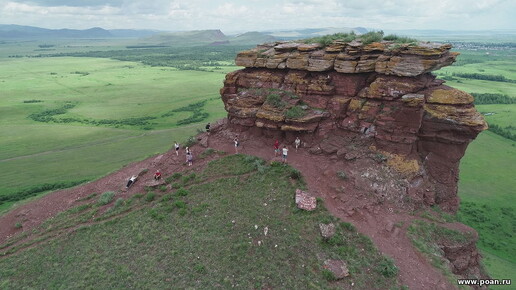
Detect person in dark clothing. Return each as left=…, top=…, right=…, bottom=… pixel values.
left=126, top=175, right=137, bottom=188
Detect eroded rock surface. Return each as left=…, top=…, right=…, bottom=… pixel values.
left=221, top=40, right=487, bottom=213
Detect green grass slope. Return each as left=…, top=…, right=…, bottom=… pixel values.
left=458, top=132, right=516, bottom=284
left=0, top=155, right=401, bottom=289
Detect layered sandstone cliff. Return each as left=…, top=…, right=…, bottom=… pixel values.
left=220, top=40, right=487, bottom=212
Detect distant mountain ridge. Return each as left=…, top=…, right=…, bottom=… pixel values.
left=0, top=24, right=160, bottom=39
left=140, top=29, right=280, bottom=46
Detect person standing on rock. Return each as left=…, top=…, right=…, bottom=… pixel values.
left=174, top=141, right=180, bottom=156
left=282, top=145, right=288, bottom=163
left=205, top=122, right=211, bottom=134
left=234, top=136, right=239, bottom=154
left=274, top=140, right=280, bottom=157
left=294, top=137, right=301, bottom=152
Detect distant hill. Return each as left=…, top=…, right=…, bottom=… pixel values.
left=142, top=29, right=228, bottom=46
left=228, top=31, right=277, bottom=45
left=0, top=24, right=113, bottom=38
left=139, top=30, right=278, bottom=47
left=107, top=29, right=162, bottom=38
left=262, top=27, right=367, bottom=40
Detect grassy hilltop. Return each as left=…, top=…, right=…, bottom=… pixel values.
left=0, top=155, right=400, bottom=289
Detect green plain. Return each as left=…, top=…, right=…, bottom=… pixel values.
left=0, top=57, right=233, bottom=210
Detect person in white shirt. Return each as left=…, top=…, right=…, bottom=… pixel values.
left=282, top=145, right=288, bottom=163
left=294, top=137, right=301, bottom=152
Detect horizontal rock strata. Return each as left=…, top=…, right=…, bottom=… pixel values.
left=221, top=40, right=487, bottom=212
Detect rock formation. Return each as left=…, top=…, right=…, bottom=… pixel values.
left=220, top=40, right=487, bottom=212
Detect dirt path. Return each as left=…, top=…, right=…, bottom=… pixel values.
left=0, top=128, right=454, bottom=289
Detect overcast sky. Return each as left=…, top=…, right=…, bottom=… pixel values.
left=1, top=0, right=515, bottom=32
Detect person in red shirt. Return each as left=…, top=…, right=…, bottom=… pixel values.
left=154, top=170, right=162, bottom=180
left=274, top=140, right=280, bottom=157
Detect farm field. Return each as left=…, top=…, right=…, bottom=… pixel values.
left=435, top=49, right=516, bottom=97
left=0, top=56, right=235, bottom=212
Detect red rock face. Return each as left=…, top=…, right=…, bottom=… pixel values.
left=220, top=42, right=487, bottom=212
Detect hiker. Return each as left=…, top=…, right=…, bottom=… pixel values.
left=234, top=136, right=239, bottom=154
left=175, top=141, right=180, bottom=156
left=154, top=170, right=161, bottom=180
left=282, top=145, right=288, bottom=163
left=274, top=140, right=280, bottom=157
left=126, top=175, right=137, bottom=188
left=205, top=122, right=211, bottom=134
left=187, top=152, right=193, bottom=166
left=294, top=137, right=301, bottom=152
left=185, top=147, right=191, bottom=163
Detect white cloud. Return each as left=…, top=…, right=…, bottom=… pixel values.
left=0, top=0, right=514, bottom=31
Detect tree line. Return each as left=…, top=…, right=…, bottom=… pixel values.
left=472, top=93, right=516, bottom=104
left=32, top=45, right=253, bottom=71
left=453, top=73, right=515, bottom=83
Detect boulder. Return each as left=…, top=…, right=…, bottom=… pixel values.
left=295, top=189, right=317, bottom=211
left=319, top=223, right=336, bottom=239
left=323, top=259, right=349, bottom=279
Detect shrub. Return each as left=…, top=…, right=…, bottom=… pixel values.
left=15, top=222, right=22, bottom=229
left=97, top=191, right=115, bottom=206
left=165, top=173, right=182, bottom=184
left=359, top=31, right=384, bottom=45
left=113, top=198, right=125, bottom=209
left=174, top=200, right=187, bottom=208
left=383, top=34, right=418, bottom=43
left=266, top=94, right=285, bottom=108
left=184, top=136, right=197, bottom=147
left=289, top=168, right=302, bottom=180
left=182, top=173, right=197, bottom=184
left=336, top=171, right=347, bottom=180
left=149, top=208, right=166, bottom=221
left=284, top=106, right=306, bottom=119
left=145, top=192, right=156, bottom=202
left=159, top=185, right=168, bottom=192
left=194, top=264, right=207, bottom=274
left=304, top=32, right=357, bottom=46
left=376, top=258, right=399, bottom=278
left=176, top=188, right=189, bottom=197
left=199, top=148, right=216, bottom=158
left=161, top=194, right=174, bottom=202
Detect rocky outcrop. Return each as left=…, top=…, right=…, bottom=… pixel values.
left=220, top=40, right=487, bottom=212
left=235, top=41, right=458, bottom=76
